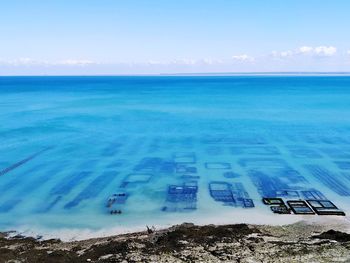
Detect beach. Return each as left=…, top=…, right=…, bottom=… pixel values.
left=1, top=220, right=350, bottom=262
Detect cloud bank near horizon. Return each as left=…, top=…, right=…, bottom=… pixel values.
left=1, top=46, right=350, bottom=75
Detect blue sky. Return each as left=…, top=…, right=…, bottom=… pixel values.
left=1, top=0, right=350, bottom=75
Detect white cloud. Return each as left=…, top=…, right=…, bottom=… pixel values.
left=347, top=50, right=350, bottom=55
left=298, top=46, right=314, bottom=54
left=272, top=46, right=337, bottom=58
left=146, top=58, right=198, bottom=66
left=232, top=54, right=255, bottom=62
left=1, top=58, right=47, bottom=66
left=147, top=56, right=253, bottom=65
left=147, top=60, right=166, bottom=65
left=10, top=58, right=36, bottom=65
left=313, top=46, right=337, bottom=56
left=56, top=59, right=96, bottom=66
left=146, top=58, right=224, bottom=66
left=271, top=50, right=293, bottom=58
left=171, top=58, right=197, bottom=65
left=0, top=58, right=96, bottom=66
left=200, top=58, right=224, bottom=65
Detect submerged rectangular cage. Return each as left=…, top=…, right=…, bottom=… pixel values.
left=287, top=200, right=315, bottom=215
left=209, top=182, right=254, bottom=208
left=172, top=152, right=196, bottom=164
left=120, top=173, right=153, bottom=187
left=162, top=182, right=198, bottom=212
left=262, top=198, right=291, bottom=214
left=306, top=200, right=345, bottom=216
left=209, top=182, right=235, bottom=205
left=205, top=162, right=231, bottom=170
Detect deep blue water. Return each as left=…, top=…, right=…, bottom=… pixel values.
left=1, top=76, right=350, bottom=238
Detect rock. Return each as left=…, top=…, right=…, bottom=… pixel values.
left=313, top=230, right=350, bottom=242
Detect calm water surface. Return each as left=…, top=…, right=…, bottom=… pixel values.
left=1, top=76, right=350, bottom=237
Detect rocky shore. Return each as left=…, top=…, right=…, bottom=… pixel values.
left=1, top=221, right=350, bottom=263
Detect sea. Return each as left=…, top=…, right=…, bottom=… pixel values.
left=1, top=76, right=350, bottom=240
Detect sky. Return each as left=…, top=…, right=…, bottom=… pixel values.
left=1, top=0, right=350, bottom=75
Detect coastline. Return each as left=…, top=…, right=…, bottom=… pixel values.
left=1, top=220, right=350, bottom=263
left=3, top=209, right=350, bottom=241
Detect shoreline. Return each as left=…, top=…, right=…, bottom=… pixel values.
left=2, top=214, right=350, bottom=242
left=3, top=212, right=350, bottom=242
left=1, top=220, right=350, bottom=262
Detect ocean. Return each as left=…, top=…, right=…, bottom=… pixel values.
left=1, top=76, right=350, bottom=239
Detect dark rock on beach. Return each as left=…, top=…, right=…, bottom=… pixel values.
left=312, top=229, right=350, bottom=243
left=1, top=222, right=350, bottom=262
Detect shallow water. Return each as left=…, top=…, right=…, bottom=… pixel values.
left=1, top=76, right=350, bottom=239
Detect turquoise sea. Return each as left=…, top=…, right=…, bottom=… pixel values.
left=1, top=76, right=350, bottom=239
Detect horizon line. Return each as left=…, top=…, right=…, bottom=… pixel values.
left=2, top=72, right=350, bottom=77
